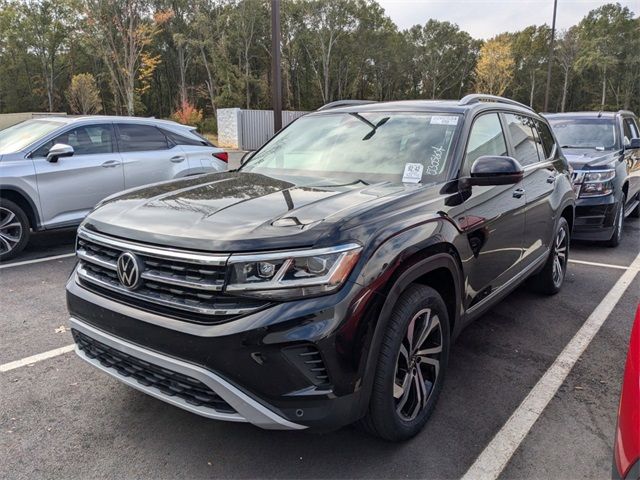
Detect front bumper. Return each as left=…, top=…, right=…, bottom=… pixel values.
left=71, top=317, right=305, bottom=430
left=67, top=269, right=380, bottom=431
left=572, top=194, right=618, bottom=241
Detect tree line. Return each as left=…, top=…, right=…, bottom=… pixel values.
left=0, top=0, right=638, bottom=132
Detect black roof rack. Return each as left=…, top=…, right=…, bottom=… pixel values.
left=317, top=100, right=378, bottom=111
left=458, top=94, right=534, bottom=112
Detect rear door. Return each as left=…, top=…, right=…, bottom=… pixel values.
left=32, top=123, right=124, bottom=227
left=459, top=112, right=526, bottom=309
left=161, top=128, right=227, bottom=173
left=116, top=123, right=189, bottom=188
left=504, top=113, right=557, bottom=267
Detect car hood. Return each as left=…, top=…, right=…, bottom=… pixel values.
left=563, top=149, right=620, bottom=169
left=84, top=171, right=424, bottom=252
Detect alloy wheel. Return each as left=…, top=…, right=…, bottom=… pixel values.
left=552, top=226, right=567, bottom=287
left=393, top=308, right=443, bottom=421
left=0, top=207, right=23, bottom=255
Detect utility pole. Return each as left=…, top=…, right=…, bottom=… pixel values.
left=271, top=0, right=282, bottom=132
left=544, top=0, right=558, bottom=112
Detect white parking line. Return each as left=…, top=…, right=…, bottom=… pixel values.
left=462, top=250, right=640, bottom=480
left=0, top=252, right=75, bottom=269
left=0, top=344, right=75, bottom=373
left=568, top=258, right=634, bottom=271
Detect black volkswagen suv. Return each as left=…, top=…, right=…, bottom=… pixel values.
left=546, top=111, right=640, bottom=246
left=67, top=95, right=575, bottom=441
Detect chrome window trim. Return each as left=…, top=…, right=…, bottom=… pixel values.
left=78, top=227, right=229, bottom=266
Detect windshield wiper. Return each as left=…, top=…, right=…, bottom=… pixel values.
left=349, top=113, right=390, bottom=141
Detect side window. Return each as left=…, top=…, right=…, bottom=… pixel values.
left=33, top=124, right=114, bottom=157
left=117, top=124, right=169, bottom=152
left=623, top=118, right=639, bottom=143
left=535, top=120, right=555, bottom=159
left=161, top=129, right=206, bottom=147
left=464, top=113, right=508, bottom=171
left=504, top=114, right=541, bottom=166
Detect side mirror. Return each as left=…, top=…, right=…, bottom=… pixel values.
left=626, top=138, right=640, bottom=150
left=240, top=150, right=255, bottom=166
left=464, top=155, right=524, bottom=187
left=46, top=143, right=74, bottom=163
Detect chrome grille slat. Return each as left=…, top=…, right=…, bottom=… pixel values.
left=77, top=266, right=259, bottom=316
left=75, top=228, right=267, bottom=322
left=78, top=228, right=229, bottom=266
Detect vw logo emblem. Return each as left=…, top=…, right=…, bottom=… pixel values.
left=116, top=252, right=143, bottom=290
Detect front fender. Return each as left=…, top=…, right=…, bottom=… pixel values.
left=349, top=218, right=468, bottom=418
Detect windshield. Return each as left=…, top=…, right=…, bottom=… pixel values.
left=548, top=118, right=618, bottom=151
left=0, top=119, right=65, bottom=154
left=241, top=112, right=461, bottom=184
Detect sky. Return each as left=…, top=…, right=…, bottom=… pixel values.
left=377, top=0, right=638, bottom=39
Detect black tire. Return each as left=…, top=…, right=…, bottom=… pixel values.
left=0, top=199, right=30, bottom=262
left=605, top=195, right=625, bottom=248
left=358, top=284, right=450, bottom=441
left=529, top=216, right=570, bottom=295
left=629, top=193, right=640, bottom=218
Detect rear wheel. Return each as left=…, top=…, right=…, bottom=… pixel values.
left=529, top=216, right=569, bottom=295
left=605, top=195, right=625, bottom=248
left=0, top=199, right=30, bottom=262
left=359, top=284, right=450, bottom=441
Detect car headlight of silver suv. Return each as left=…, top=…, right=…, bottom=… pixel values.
left=225, top=244, right=362, bottom=300
left=575, top=169, right=615, bottom=198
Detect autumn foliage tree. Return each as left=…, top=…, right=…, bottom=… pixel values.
left=474, top=35, right=514, bottom=96
left=171, top=100, right=203, bottom=126
left=66, top=73, right=102, bottom=114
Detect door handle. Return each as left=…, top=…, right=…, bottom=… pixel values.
left=101, top=160, right=119, bottom=168
left=170, top=156, right=185, bottom=163
left=546, top=175, right=556, bottom=184
left=512, top=188, right=525, bottom=199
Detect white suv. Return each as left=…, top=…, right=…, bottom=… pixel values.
left=0, top=116, right=228, bottom=260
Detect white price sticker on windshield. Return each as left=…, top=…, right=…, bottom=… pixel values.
left=430, top=116, right=459, bottom=125
left=402, top=163, right=423, bottom=183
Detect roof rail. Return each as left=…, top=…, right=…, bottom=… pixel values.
left=317, top=100, right=377, bottom=111
left=459, top=94, right=534, bottom=112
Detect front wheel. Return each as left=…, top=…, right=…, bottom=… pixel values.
left=0, top=199, right=30, bottom=262
left=529, top=216, right=570, bottom=295
left=358, top=284, right=450, bottom=441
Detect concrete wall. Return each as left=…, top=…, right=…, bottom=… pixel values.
left=0, top=112, right=67, bottom=130
left=217, top=108, right=242, bottom=149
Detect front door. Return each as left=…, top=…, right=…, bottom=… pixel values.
left=622, top=116, right=640, bottom=205
left=459, top=112, right=526, bottom=309
left=32, top=124, right=124, bottom=227
left=504, top=113, right=556, bottom=268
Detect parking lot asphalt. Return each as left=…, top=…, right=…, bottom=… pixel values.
left=0, top=217, right=638, bottom=480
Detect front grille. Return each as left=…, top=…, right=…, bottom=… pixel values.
left=76, top=228, right=268, bottom=323
left=73, top=329, right=236, bottom=413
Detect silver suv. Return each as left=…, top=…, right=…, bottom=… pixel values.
left=0, top=116, right=228, bottom=260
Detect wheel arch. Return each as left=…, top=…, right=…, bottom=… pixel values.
left=0, top=185, right=40, bottom=230
left=355, top=243, right=464, bottom=418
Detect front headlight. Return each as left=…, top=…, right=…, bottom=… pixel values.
left=225, top=243, right=362, bottom=300
left=576, top=169, right=615, bottom=197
